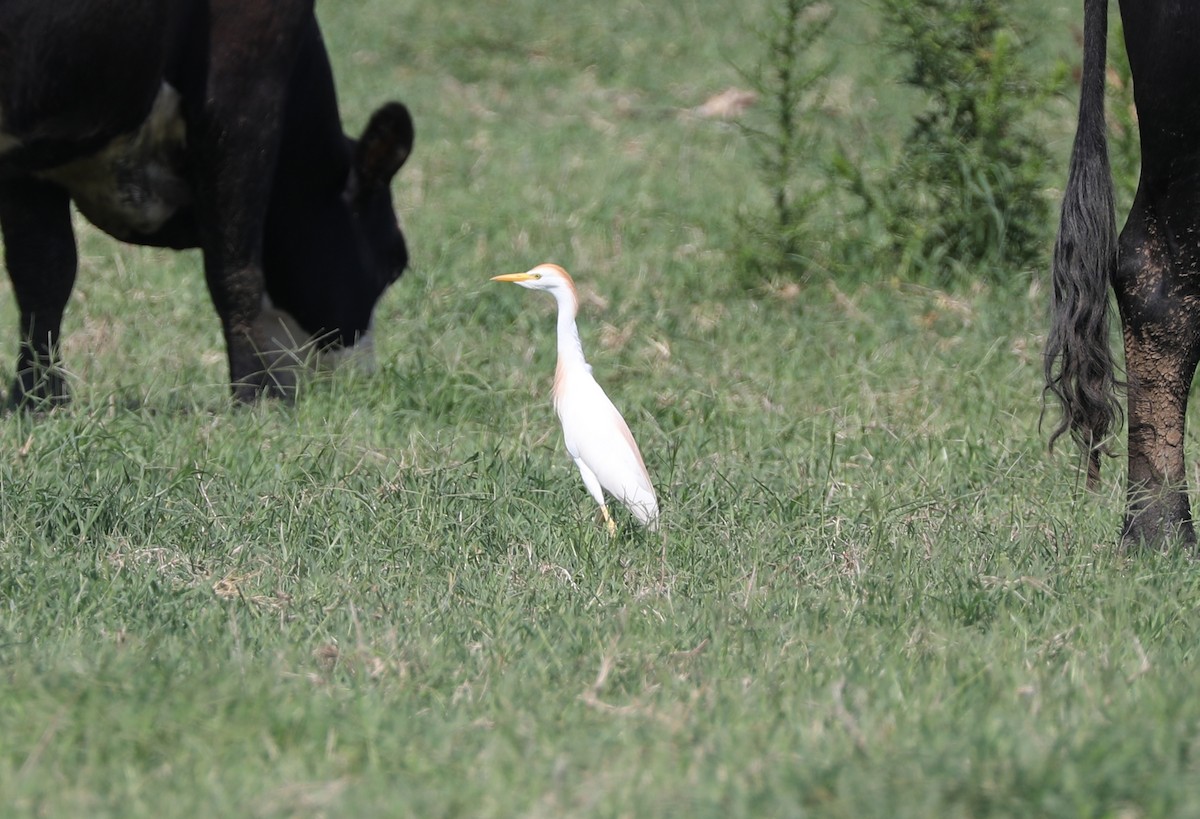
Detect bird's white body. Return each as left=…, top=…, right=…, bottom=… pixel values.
left=553, top=350, right=659, bottom=528
left=493, top=263, right=659, bottom=531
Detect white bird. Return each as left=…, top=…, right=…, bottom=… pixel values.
left=491, top=263, right=659, bottom=533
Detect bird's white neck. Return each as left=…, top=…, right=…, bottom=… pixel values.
left=553, top=289, right=589, bottom=373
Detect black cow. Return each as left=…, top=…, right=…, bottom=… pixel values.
left=1047, top=0, right=1200, bottom=547
left=0, top=0, right=414, bottom=404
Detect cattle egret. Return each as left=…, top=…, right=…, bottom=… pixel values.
left=491, top=263, right=659, bottom=533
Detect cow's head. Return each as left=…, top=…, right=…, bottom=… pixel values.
left=259, top=101, right=414, bottom=373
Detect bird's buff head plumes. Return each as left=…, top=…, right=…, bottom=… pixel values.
left=491, top=263, right=578, bottom=307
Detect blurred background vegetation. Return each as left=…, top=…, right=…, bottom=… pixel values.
left=737, top=0, right=1137, bottom=289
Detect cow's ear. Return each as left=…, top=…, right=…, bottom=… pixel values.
left=350, top=102, right=414, bottom=198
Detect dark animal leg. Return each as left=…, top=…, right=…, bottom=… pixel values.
left=0, top=178, right=77, bottom=408
left=193, top=0, right=311, bottom=402
left=1115, top=225, right=1200, bottom=549
left=1121, top=328, right=1200, bottom=549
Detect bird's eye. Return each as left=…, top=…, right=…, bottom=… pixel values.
left=534, top=273, right=542, bottom=279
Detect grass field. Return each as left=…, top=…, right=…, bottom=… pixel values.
left=5, top=1, right=1200, bottom=816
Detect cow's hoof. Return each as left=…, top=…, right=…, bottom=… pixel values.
left=231, top=366, right=300, bottom=403
left=8, top=370, right=70, bottom=412
left=1120, top=512, right=1197, bottom=554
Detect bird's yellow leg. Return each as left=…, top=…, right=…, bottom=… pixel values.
left=601, top=505, right=616, bottom=536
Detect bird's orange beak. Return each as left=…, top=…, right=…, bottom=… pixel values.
left=491, top=272, right=537, bottom=283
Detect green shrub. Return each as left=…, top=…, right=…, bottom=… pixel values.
left=837, top=0, right=1054, bottom=285
left=735, top=0, right=834, bottom=285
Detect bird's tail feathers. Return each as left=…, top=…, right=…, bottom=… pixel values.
left=623, top=493, right=660, bottom=531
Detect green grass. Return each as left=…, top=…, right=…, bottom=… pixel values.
left=3, top=1, right=1199, bottom=816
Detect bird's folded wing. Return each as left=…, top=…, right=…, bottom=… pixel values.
left=558, top=384, right=656, bottom=508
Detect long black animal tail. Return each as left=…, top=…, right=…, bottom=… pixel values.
left=1044, top=0, right=1122, bottom=490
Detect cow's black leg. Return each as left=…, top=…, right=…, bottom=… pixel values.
left=1114, top=212, right=1200, bottom=549
left=0, top=178, right=77, bottom=408
left=191, top=1, right=312, bottom=402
